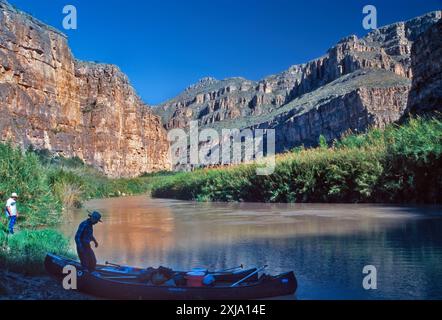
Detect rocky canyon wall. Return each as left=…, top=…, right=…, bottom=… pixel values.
left=406, top=18, right=442, bottom=115
left=156, top=11, right=441, bottom=152
left=1, top=0, right=440, bottom=176
left=0, top=0, right=170, bottom=177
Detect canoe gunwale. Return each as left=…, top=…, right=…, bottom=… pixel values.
left=45, top=253, right=256, bottom=276
left=45, top=253, right=297, bottom=300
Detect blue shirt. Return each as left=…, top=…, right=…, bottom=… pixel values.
left=75, top=219, right=95, bottom=250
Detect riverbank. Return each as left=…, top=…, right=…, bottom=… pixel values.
left=1, top=116, right=441, bottom=299
left=0, top=142, right=160, bottom=297
left=0, top=228, right=89, bottom=298
left=151, top=117, right=442, bottom=203
left=0, top=270, right=93, bottom=300
left=0, top=142, right=162, bottom=228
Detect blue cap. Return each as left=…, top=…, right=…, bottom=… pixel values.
left=88, top=211, right=103, bottom=223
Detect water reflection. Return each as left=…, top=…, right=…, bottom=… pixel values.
left=59, top=196, right=442, bottom=299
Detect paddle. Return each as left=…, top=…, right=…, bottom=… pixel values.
left=215, top=264, right=243, bottom=273
left=105, top=261, right=124, bottom=268
left=101, top=275, right=138, bottom=279
left=104, top=261, right=244, bottom=273
left=230, top=265, right=268, bottom=287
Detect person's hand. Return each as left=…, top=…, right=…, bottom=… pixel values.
left=94, top=240, right=99, bottom=248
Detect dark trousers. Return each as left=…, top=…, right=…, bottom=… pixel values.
left=8, top=216, right=17, bottom=234
left=76, top=244, right=97, bottom=271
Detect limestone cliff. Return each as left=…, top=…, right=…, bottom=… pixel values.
left=0, top=0, right=170, bottom=177
left=156, top=11, right=441, bottom=152
left=406, top=19, right=442, bottom=115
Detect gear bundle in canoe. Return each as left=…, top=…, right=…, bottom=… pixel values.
left=45, top=253, right=297, bottom=300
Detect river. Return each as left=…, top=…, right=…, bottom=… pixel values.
left=58, top=196, right=442, bottom=300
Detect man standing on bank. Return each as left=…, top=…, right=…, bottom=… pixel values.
left=75, top=211, right=102, bottom=271
left=5, top=193, right=19, bottom=234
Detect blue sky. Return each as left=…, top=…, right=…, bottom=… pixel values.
left=7, top=0, right=442, bottom=104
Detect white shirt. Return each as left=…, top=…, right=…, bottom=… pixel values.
left=6, top=198, right=17, bottom=216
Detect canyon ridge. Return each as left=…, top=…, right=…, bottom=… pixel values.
left=1, top=0, right=441, bottom=176
left=0, top=0, right=170, bottom=177
left=155, top=11, right=441, bottom=153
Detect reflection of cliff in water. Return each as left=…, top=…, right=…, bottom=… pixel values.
left=157, top=217, right=442, bottom=299
left=59, top=196, right=442, bottom=299
left=61, top=197, right=177, bottom=265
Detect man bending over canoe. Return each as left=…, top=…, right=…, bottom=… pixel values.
left=75, top=211, right=102, bottom=271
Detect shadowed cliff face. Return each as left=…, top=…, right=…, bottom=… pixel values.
left=0, top=0, right=439, bottom=177
left=406, top=19, right=442, bottom=116
left=0, top=0, right=170, bottom=177
left=155, top=11, right=441, bottom=152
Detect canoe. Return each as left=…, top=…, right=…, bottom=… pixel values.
left=45, top=253, right=259, bottom=282
left=45, top=254, right=297, bottom=300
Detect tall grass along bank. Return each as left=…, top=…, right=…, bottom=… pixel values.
left=151, top=117, right=442, bottom=204
left=1, top=117, right=441, bottom=276
left=0, top=143, right=157, bottom=275
left=0, top=228, right=74, bottom=275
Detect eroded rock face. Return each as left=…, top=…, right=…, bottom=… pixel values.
left=406, top=19, right=442, bottom=115
left=1, top=0, right=440, bottom=176
left=255, top=72, right=411, bottom=151
left=0, top=0, right=170, bottom=177
left=156, top=11, right=441, bottom=152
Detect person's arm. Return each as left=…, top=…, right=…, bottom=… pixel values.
left=75, top=223, right=85, bottom=250
left=5, top=206, right=12, bottom=217
left=84, top=224, right=98, bottom=248
left=92, top=235, right=99, bottom=248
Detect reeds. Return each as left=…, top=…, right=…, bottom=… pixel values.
left=151, top=117, right=442, bottom=204
left=0, top=229, right=74, bottom=275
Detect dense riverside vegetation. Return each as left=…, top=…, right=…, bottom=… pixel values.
left=0, top=144, right=159, bottom=275
left=152, top=117, right=442, bottom=203
left=0, top=228, right=73, bottom=274
left=1, top=117, right=441, bottom=275
left=0, top=143, right=162, bottom=226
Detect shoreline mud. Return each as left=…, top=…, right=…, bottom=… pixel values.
left=0, top=270, right=94, bottom=300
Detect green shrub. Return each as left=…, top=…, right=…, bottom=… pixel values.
left=151, top=117, right=442, bottom=204
left=0, top=229, right=74, bottom=275
left=0, top=143, right=61, bottom=227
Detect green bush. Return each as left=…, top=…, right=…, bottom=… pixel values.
left=0, top=143, right=61, bottom=227
left=0, top=229, right=74, bottom=275
left=0, top=143, right=159, bottom=276
left=152, top=117, right=442, bottom=204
